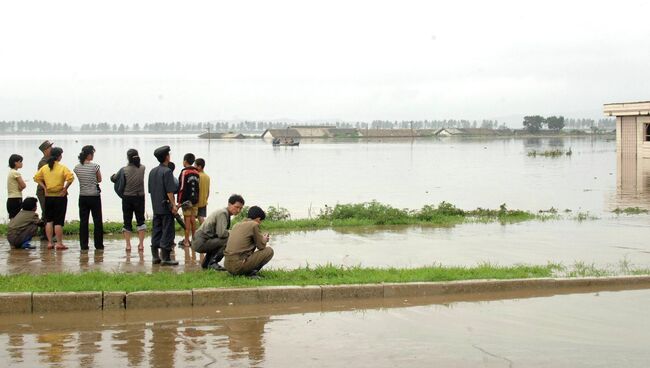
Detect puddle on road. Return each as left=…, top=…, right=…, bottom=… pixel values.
left=1, top=288, right=649, bottom=367
left=2, top=218, right=650, bottom=275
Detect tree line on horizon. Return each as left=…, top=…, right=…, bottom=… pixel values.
left=0, top=117, right=615, bottom=133
left=521, top=116, right=614, bottom=132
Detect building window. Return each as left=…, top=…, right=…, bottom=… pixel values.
left=646, top=124, right=650, bottom=141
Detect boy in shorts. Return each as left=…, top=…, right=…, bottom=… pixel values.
left=177, top=153, right=200, bottom=247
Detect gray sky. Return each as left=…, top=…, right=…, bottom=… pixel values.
left=1, top=0, right=649, bottom=126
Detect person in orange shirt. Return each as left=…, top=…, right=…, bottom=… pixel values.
left=33, top=147, right=74, bottom=250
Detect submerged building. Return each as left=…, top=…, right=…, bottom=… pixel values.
left=604, top=100, right=650, bottom=159
left=604, top=100, right=650, bottom=209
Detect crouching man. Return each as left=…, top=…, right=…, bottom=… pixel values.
left=7, top=197, right=41, bottom=249
left=192, top=194, right=244, bottom=270
left=224, top=206, right=274, bottom=278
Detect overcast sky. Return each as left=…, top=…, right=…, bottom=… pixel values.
left=1, top=0, right=649, bottom=126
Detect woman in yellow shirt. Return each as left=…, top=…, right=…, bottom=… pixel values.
left=33, top=147, right=74, bottom=250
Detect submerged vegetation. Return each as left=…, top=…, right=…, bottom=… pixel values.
left=527, top=148, right=572, bottom=157
left=239, top=201, right=554, bottom=231
left=612, top=207, right=649, bottom=215
left=0, top=200, right=609, bottom=236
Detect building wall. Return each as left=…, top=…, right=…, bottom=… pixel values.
left=620, top=116, right=637, bottom=158
left=637, top=116, right=650, bottom=159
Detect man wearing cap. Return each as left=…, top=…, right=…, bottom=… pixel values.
left=36, top=140, right=53, bottom=238
left=148, top=145, right=179, bottom=266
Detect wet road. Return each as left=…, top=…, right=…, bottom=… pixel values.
left=1, top=288, right=648, bottom=367
left=2, top=218, right=650, bottom=274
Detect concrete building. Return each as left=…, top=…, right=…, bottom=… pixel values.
left=604, top=100, right=650, bottom=159
left=604, top=101, right=650, bottom=208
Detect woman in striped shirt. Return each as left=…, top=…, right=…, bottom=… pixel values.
left=74, top=145, right=104, bottom=250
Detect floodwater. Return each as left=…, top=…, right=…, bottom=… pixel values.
left=2, top=217, right=650, bottom=274
left=1, top=288, right=649, bottom=367
left=2, top=134, right=650, bottom=274
left=0, top=134, right=632, bottom=222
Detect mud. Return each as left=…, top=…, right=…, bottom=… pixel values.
left=1, top=288, right=648, bottom=367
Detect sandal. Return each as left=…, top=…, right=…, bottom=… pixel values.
left=55, top=245, right=68, bottom=250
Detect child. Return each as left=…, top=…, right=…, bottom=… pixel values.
left=7, top=197, right=41, bottom=249
left=194, top=158, right=211, bottom=224
left=177, top=153, right=200, bottom=247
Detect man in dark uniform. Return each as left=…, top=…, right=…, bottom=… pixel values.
left=148, top=146, right=179, bottom=266
left=36, top=140, right=53, bottom=239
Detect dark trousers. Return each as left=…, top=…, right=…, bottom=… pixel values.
left=6, top=198, right=22, bottom=219
left=79, top=196, right=104, bottom=250
left=192, top=235, right=228, bottom=267
left=122, top=195, right=145, bottom=231
left=151, top=214, right=175, bottom=251
left=224, top=248, right=274, bottom=276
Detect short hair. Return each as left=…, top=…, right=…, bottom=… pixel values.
left=195, top=158, right=205, bottom=168
left=8, top=154, right=23, bottom=169
left=247, top=206, right=266, bottom=221
left=183, top=153, right=195, bottom=165
left=22, top=197, right=38, bottom=211
left=228, top=194, right=245, bottom=205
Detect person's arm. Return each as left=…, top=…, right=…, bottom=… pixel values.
left=34, top=169, right=47, bottom=196
left=252, top=224, right=268, bottom=250
left=215, top=212, right=229, bottom=239
left=163, top=169, right=178, bottom=213
left=16, top=173, right=27, bottom=191
left=206, top=176, right=210, bottom=202
left=61, top=167, right=74, bottom=196
left=96, top=166, right=102, bottom=183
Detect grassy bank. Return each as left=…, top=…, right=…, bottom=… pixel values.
left=0, top=201, right=559, bottom=236
left=0, top=264, right=558, bottom=292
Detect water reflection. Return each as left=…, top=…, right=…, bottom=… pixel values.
left=2, top=289, right=650, bottom=367
left=613, top=157, right=650, bottom=210
left=221, top=317, right=268, bottom=364
left=112, top=327, right=145, bottom=366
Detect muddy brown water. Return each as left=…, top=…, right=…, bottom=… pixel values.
left=1, top=288, right=648, bottom=367
left=2, top=218, right=650, bottom=274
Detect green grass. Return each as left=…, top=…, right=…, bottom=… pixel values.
left=0, top=264, right=558, bottom=292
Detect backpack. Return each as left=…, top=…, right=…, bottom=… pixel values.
left=178, top=166, right=200, bottom=205
left=111, top=167, right=126, bottom=199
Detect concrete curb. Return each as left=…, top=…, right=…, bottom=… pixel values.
left=1, top=275, right=649, bottom=314
left=32, top=292, right=102, bottom=313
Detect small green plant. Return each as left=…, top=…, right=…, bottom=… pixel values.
left=527, top=149, right=572, bottom=158
left=266, top=205, right=291, bottom=221
left=612, top=207, right=649, bottom=215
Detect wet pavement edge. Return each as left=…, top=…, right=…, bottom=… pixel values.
left=1, top=275, right=650, bottom=315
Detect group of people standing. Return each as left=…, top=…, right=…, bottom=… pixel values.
left=5, top=141, right=274, bottom=277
